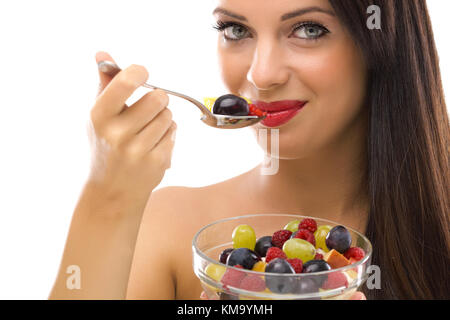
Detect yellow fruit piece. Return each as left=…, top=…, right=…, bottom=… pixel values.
left=205, top=263, right=227, bottom=282
left=252, top=261, right=266, bottom=272
left=240, top=96, right=252, bottom=104
left=203, top=97, right=217, bottom=111
left=282, top=238, right=316, bottom=263
left=232, top=224, right=256, bottom=250
left=345, top=269, right=359, bottom=281
left=314, top=225, right=332, bottom=252
left=283, top=219, right=301, bottom=233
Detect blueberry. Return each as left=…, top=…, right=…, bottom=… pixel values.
left=219, top=248, right=234, bottom=264
left=254, top=236, right=273, bottom=257
left=294, top=277, right=320, bottom=295
left=325, top=225, right=352, bottom=253
left=302, top=259, right=331, bottom=273
left=226, top=247, right=261, bottom=270
left=212, top=94, right=249, bottom=116
left=264, top=258, right=296, bottom=294
left=302, top=260, right=331, bottom=287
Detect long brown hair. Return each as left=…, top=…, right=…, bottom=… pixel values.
left=328, top=0, right=450, bottom=299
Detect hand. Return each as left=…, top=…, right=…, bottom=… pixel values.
left=199, top=290, right=366, bottom=300
left=88, top=52, right=177, bottom=206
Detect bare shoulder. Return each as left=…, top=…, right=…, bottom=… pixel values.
left=127, top=170, right=256, bottom=299
left=126, top=185, right=226, bottom=299
left=147, top=169, right=253, bottom=220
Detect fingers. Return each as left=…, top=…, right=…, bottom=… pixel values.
left=93, top=60, right=149, bottom=119
left=200, top=291, right=218, bottom=300
left=144, top=121, right=177, bottom=170
left=95, top=51, right=117, bottom=95
left=119, top=89, right=169, bottom=135
left=350, top=291, right=367, bottom=300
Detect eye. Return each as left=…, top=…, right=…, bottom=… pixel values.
left=213, top=21, right=251, bottom=41
left=291, top=22, right=330, bottom=40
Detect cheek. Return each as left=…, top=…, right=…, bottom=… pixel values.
left=217, top=41, right=251, bottom=94
left=285, top=41, right=368, bottom=156
left=313, top=45, right=367, bottom=123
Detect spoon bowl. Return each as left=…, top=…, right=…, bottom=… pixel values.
left=97, top=61, right=266, bottom=129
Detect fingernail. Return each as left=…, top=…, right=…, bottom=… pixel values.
left=97, top=60, right=120, bottom=77
left=171, top=129, right=177, bottom=142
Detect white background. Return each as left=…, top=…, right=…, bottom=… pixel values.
left=0, top=0, right=448, bottom=299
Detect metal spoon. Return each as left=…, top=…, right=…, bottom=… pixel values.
left=97, top=61, right=265, bottom=129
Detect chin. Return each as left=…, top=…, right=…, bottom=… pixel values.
left=252, top=125, right=314, bottom=160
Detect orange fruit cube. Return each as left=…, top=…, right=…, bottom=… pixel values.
left=324, top=249, right=351, bottom=269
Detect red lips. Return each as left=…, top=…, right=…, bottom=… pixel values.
left=254, top=100, right=307, bottom=127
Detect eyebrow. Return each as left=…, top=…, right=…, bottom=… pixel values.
left=281, top=6, right=336, bottom=20
left=212, top=8, right=247, bottom=21
left=212, top=6, right=335, bottom=22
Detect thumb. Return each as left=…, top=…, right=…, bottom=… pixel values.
left=95, top=51, right=117, bottom=95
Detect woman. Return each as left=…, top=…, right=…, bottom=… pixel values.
left=49, top=0, right=449, bottom=300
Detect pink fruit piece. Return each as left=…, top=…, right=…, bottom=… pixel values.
left=221, top=265, right=246, bottom=289
left=239, top=275, right=266, bottom=292
left=321, top=271, right=348, bottom=290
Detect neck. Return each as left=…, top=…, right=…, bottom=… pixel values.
left=250, top=114, right=369, bottom=232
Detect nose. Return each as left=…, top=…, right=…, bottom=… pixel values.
left=247, top=39, right=290, bottom=91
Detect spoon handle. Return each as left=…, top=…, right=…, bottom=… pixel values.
left=97, top=61, right=212, bottom=115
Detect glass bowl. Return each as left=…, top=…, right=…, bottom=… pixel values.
left=192, top=214, right=372, bottom=300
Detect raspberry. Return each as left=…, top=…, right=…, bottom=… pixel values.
left=286, top=258, right=303, bottom=273
left=299, top=218, right=317, bottom=233
left=314, top=252, right=324, bottom=260
left=248, top=104, right=266, bottom=117
left=221, top=265, right=246, bottom=289
left=239, top=275, right=266, bottom=292
left=344, top=247, right=365, bottom=261
left=271, top=230, right=292, bottom=248
left=265, top=247, right=287, bottom=263
left=321, top=272, right=348, bottom=290
left=292, top=229, right=316, bottom=246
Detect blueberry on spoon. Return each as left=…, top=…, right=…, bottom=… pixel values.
left=213, top=94, right=250, bottom=116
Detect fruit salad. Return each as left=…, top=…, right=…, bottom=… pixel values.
left=202, top=218, right=367, bottom=300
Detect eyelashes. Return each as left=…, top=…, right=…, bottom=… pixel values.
left=291, top=21, right=330, bottom=40
left=213, top=20, right=251, bottom=41
left=212, top=20, right=240, bottom=31
left=213, top=20, right=330, bottom=42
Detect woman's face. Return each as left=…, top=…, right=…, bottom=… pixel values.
left=213, top=0, right=368, bottom=159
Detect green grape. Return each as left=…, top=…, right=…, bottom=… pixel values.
left=282, top=238, right=316, bottom=263
left=232, top=224, right=256, bottom=250
left=314, top=225, right=332, bottom=252
left=205, top=263, right=227, bottom=282
left=283, top=219, right=300, bottom=233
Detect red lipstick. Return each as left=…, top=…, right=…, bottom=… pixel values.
left=254, top=100, right=307, bottom=127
